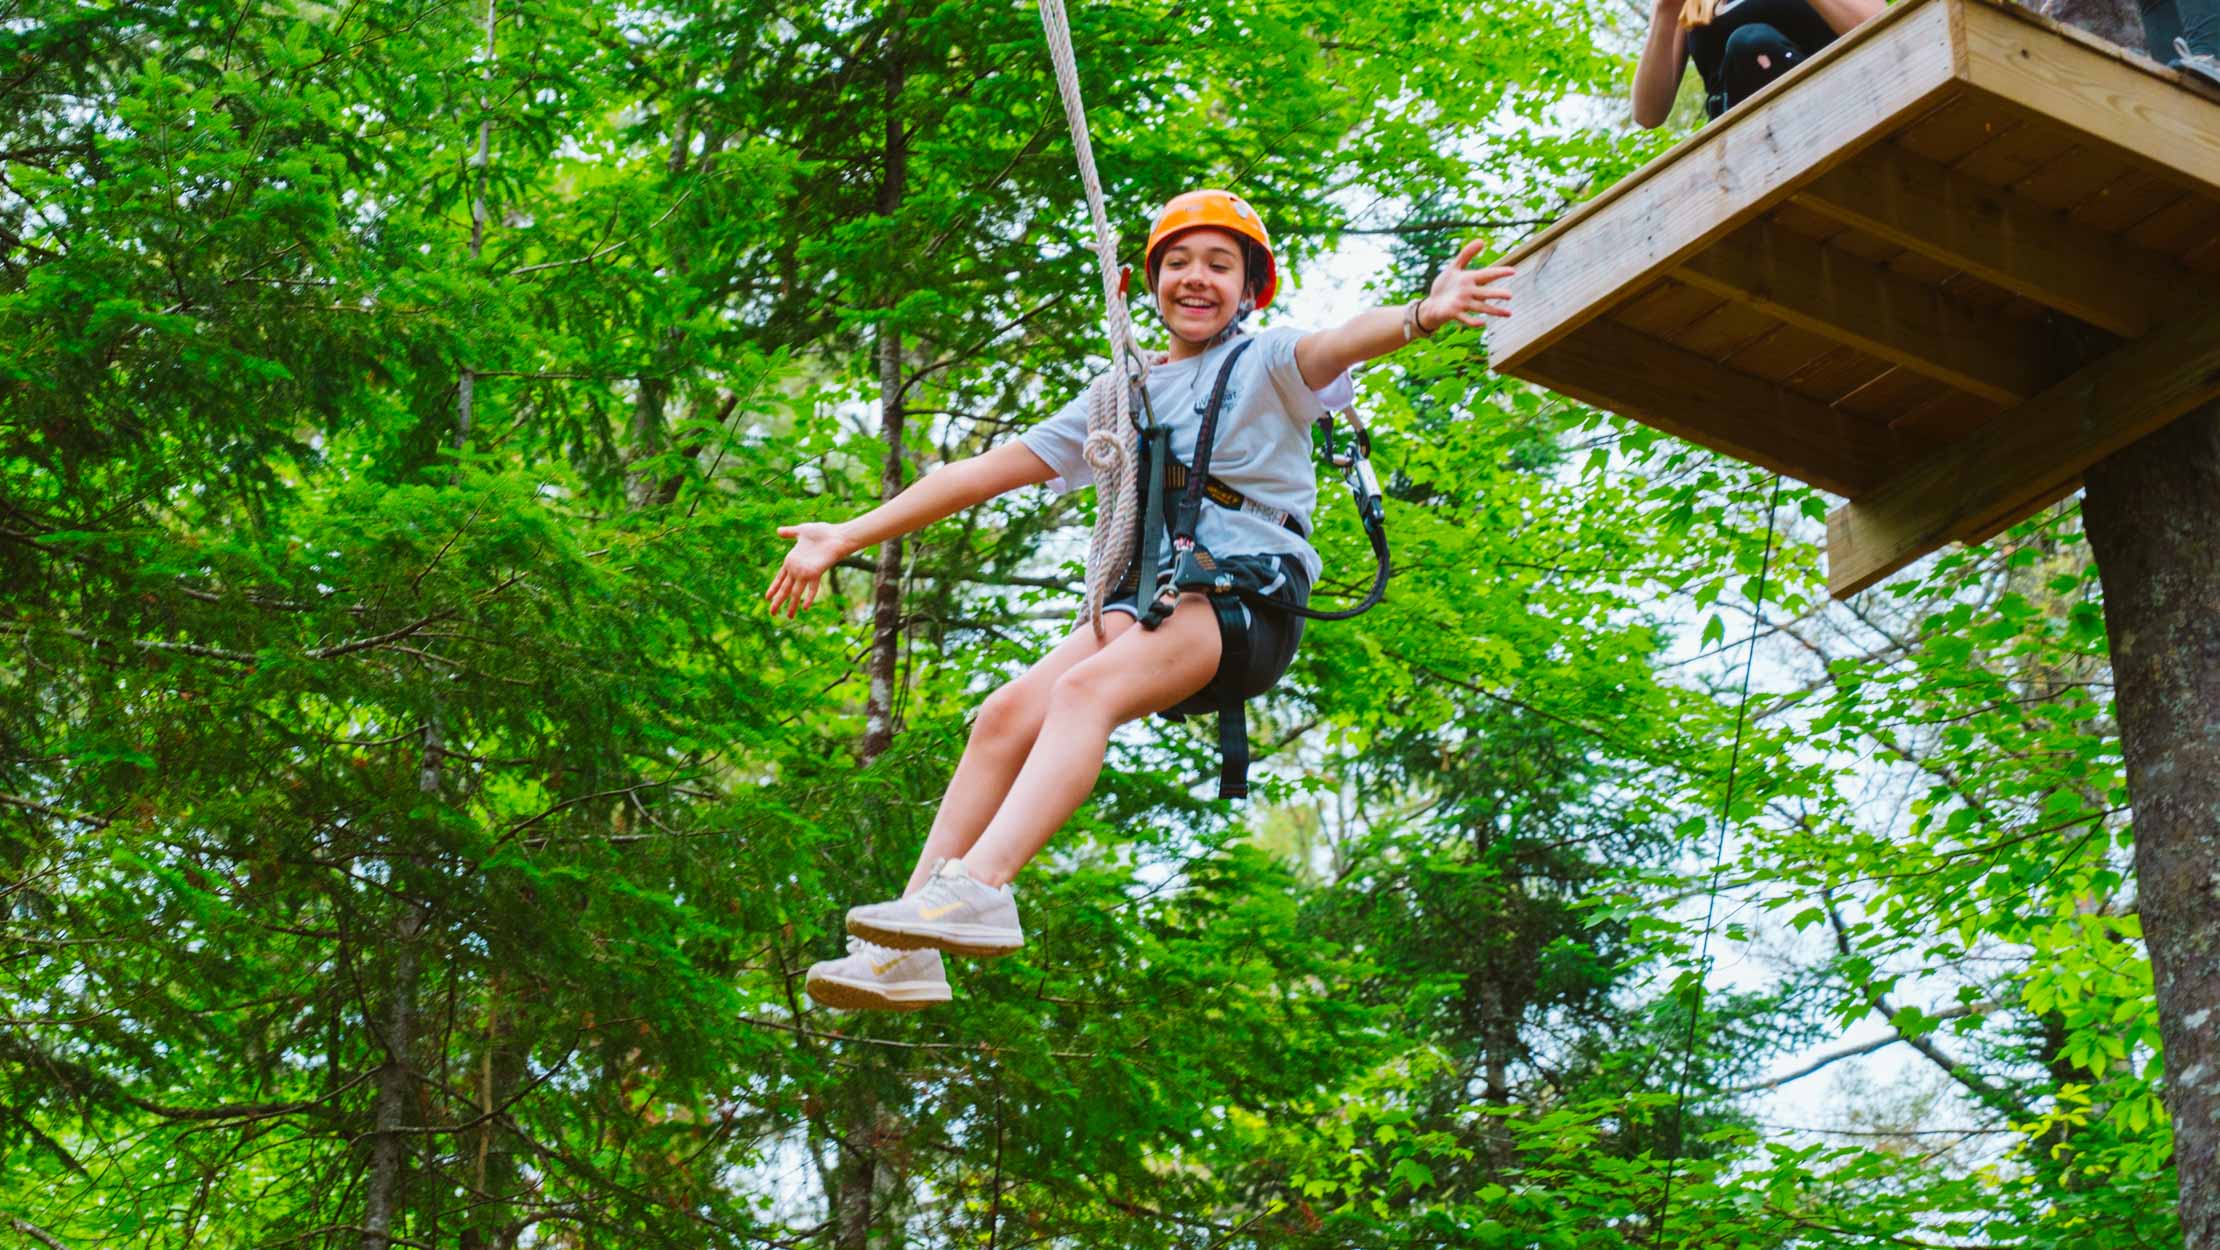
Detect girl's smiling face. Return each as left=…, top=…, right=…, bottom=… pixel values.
left=1153, top=227, right=1249, bottom=348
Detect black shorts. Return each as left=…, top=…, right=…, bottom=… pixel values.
left=1109, top=552, right=1312, bottom=709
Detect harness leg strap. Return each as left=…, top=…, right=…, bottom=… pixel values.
left=1137, top=426, right=1171, bottom=625
left=1209, top=595, right=1252, bottom=799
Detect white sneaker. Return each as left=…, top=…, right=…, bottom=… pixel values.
left=805, top=937, right=951, bottom=1012
left=2176, top=37, right=2220, bottom=89
left=845, top=858, right=1025, bottom=957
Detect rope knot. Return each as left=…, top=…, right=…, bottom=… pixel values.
left=1077, top=369, right=1143, bottom=636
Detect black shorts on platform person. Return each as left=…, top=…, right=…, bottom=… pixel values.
left=1687, top=0, right=1843, bottom=118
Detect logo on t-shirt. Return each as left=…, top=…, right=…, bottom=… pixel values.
left=1192, top=380, right=1244, bottom=423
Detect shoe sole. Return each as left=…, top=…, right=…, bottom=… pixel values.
left=845, top=916, right=1025, bottom=958
left=805, top=974, right=951, bottom=1012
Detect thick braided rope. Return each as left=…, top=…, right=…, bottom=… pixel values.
left=1037, top=0, right=1148, bottom=636
left=1076, top=372, right=1139, bottom=633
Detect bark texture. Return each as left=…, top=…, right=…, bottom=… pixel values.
left=861, top=322, right=907, bottom=767
left=2047, top=2, right=2209, bottom=1241
left=859, top=37, right=911, bottom=768
left=360, top=907, right=423, bottom=1250
left=2082, top=402, right=2220, bottom=1250
left=832, top=26, right=911, bottom=1250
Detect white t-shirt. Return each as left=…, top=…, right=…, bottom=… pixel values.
left=1020, top=327, right=1340, bottom=587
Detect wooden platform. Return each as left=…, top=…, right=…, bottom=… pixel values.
left=1490, top=0, right=2220, bottom=597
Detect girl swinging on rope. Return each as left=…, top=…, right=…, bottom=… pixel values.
left=767, top=191, right=1513, bottom=1011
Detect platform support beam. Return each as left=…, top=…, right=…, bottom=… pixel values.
left=1826, top=299, right=2220, bottom=597
left=1794, top=143, right=2184, bottom=339
left=1528, top=320, right=1903, bottom=498
left=1676, top=220, right=2053, bottom=405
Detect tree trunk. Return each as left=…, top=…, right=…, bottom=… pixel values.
left=860, top=324, right=907, bottom=766
left=456, top=0, right=496, bottom=486
left=392, top=6, right=492, bottom=1242
left=458, top=978, right=524, bottom=1250
left=1475, top=975, right=1517, bottom=1174
left=830, top=30, right=912, bottom=1250
left=625, top=373, right=673, bottom=511
left=361, top=906, right=423, bottom=1250
left=2044, top=4, right=2207, bottom=1243
left=2082, top=402, right=2220, bottom=1250
left=859, top=19, right=911, bottom=768
left=832, top=1106, right=884, bottom=1250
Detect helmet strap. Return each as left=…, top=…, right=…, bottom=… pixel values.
left=1202, top=310, right=1248, bottom=349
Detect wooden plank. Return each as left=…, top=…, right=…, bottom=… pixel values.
left=1794, top=141, right=2182, bottom=336
left=1491, top=0, right=1960, bottom=371
left=1894, top=387, right=2004, bottom=444
left=1675, top=219, right=2050, bottom=404
left=2060, top=169, right=2188, bottom=234
left=2122, top=193, right=2220, bottom=258
left=1609, top=278, right=1725, bottom=342
left=1785, top=343, right=1893, bottom=406
left=1763, top=198, right=1853, bottom=242
left=1836, top=363, right=1945, bottom=420
left=1665, top=297, right=1785, bottom=362
left=1526, top=320, right=1904, bottom=498
left=1892, top=94, right=2016, bottom=166
left=1948, top=111, right=2081, bottom=190
left=1960, top=0, right=2220, bottom=199
left=2011, top=143, right=2136, bottom=214
left=1721, top=320, right=1852, bottom=387
left=1826, top=299, right=2220, bottom=597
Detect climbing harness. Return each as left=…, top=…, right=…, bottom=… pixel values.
left=1132, top=360, right=1391, bottom=631
left=1651, top=473, right=1784, bottom=1246
left=1109, top=337, right=1392, bottom=800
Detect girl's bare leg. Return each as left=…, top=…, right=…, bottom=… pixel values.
left=899, top=612, right=1141, bottom=895
left=961, top=593, right=1223, bottom=887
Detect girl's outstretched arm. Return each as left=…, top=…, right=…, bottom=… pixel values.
left=1292, top=238, right=1514, bottom=390
left=765, top=440, right=1057, bottom=618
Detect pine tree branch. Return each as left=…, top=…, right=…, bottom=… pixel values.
left=9, top=1216, right=71, bottom=1250
left=0, top=793, right=111, bottom=829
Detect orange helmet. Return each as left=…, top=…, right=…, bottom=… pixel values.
left=1144, top=190, right=1278, bottom=311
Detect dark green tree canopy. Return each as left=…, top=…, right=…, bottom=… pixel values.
left=1, top=1, right=2172, bottom=1247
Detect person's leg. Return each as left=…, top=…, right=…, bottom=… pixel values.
left=1718, top=22, right=1805, bottom=111
left=961, top=592, right=1225, bottom=887
left=897, top=611, right=1140, bottom=896
left=842, top=593, right=1223, bottom=955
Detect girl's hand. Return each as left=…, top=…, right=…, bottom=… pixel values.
left=1421, top=238, right=1516, bottom=332
left=765, top=522, right=855, bottom=619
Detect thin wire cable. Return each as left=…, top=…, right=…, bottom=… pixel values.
left=1035, top=0, right=1152, bottom=636
left=1650, top=472, right=1785, bottom=1248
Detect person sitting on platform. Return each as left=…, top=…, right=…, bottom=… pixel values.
left=1631, top=0, right=1885, bottom=127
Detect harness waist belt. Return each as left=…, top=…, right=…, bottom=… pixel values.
left=1160, top=460, right=1306, bottom=538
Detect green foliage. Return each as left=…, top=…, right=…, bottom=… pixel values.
left=0, top=0, right=2175, bottom=1247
